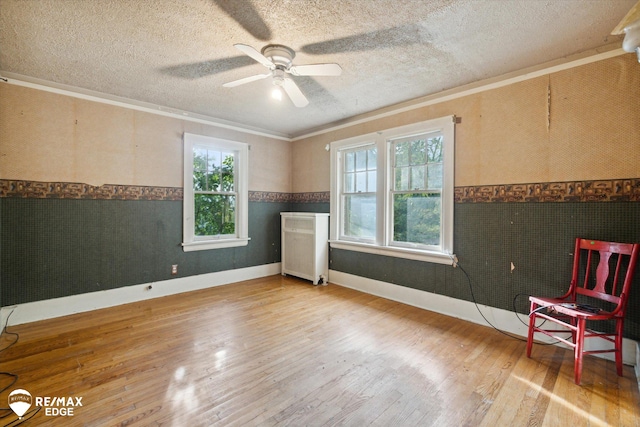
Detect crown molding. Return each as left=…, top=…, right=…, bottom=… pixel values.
left=292, top=43, right=626, bottom=141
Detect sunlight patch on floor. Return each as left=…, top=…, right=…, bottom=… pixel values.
left=513, top=374, right=607, bottom=426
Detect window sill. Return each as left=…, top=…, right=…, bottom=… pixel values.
left=329, top=240, right=455, bottom=265
left=182, top=238, right=250, bottom=252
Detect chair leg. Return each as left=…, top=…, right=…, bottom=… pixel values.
left=526, top=302, right=536, bottom=358
left=569, top=316, right=578, bottom=345
left=615, top=319, right=624, bottom=377
left=574, top=318, right=586, bottom=385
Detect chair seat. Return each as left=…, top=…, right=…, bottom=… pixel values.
left=528, top=296, right=615, bottom=320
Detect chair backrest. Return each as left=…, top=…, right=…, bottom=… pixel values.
left=570, top=238, right=639, bottom=315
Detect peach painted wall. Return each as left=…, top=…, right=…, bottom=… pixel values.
left=291, top=54, right=640, bottom=192
left=0, top=84, right=292, bottom=193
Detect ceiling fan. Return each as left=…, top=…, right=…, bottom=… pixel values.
left=222, top=43, right=342, bottom=107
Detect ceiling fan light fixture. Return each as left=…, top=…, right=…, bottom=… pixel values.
left=271, top=87, right=283, bottom=101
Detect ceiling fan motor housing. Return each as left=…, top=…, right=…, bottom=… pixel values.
left=261, top=44, right=296, bottom=70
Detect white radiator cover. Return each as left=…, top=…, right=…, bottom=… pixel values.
left=280, top=212, right=329, bottom=285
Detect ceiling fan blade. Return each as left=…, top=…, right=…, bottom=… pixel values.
left=289, top=63, right=342, bottom=77
left=160, top=55, right=256, bottom=79
left=212, top=0, right=271, bottom=41
left=301, top=23, right=430, bottom=55
left=234, top=44, right=274, bottom=68
left=223, top=73, right=271, bottom=87
left=282, top=78, right=309, bottom=108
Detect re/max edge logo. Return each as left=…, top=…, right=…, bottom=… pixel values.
left=8, top=389, right=83, bottom=417
left=36, top=396, right=83, bottom=416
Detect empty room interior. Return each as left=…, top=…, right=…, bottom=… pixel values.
left=2, top=0, right=640, bottom=425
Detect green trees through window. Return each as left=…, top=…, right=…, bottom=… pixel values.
left=192, top=148, right=236, bottom=237
left=392, top=135, right=443, bottom=246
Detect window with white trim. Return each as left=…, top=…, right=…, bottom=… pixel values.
left=182, top=133, right=249, bottom=252
left=330, top=116, right=455, bottom=264
left=341, top=143, right=377, bottom=242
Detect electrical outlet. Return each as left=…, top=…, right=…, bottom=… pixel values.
left=171, top=264, right=178, bottom=275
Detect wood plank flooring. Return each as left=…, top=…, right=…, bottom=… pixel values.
left=1, top=275, right=639, bottom=426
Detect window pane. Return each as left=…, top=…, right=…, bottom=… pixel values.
left=193, top=170, right=206, bottom=191
left=344, top=172, right=354, bottom=193
left=194, top=194, right=236, bottom=236
left=427, top=136, right=443, bottom=162
left=395, top=141, right=409, bottom=167
left=194, top=148, right=207, bottom=171
left=410, top=139, right=426, bottom=165
left=367, top=170, right=376, bottom=190
left=344, top=146, right=377, bottom=194
left=355, top=150, right=367, bottom=171
left=345, top=151, right=355, bottom=172
left=393, top=193, right=440, bottom=245
left=193, top=149, right=207, bottom=190
left=428, top=163, right=443, bottom=189
left=395, top=166, right=409, bottom=191
left=355, top=171, right=367, bottom=192
left=207, top=150, right=221, bottom=170
left=220, top=152, right=234, bottom=192
left=343, top=194, right=376, bottom=239
left=368, top=148, right=377, bottom=168
left=411, top=166, right=426, bottom=190
left=206, top=150, right=218, bottom=190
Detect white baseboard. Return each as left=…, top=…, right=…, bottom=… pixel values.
left=329, top=270, right=638, bottom=367
left=2, top=265, right=637, bottom=368
left=0, top=263, right=281, bottom=327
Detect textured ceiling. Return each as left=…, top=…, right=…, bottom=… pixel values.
left=0, top=0, right=634, bottom=138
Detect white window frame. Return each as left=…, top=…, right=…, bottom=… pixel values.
left=329, top=116, right=455, bottom=265
left=182, top=133, right=249, bottom=252
left=338, top=141, right=378, bottom=244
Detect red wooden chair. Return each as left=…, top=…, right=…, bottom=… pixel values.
left=526, top=238, right=639, bottom=385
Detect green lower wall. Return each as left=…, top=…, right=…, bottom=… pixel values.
left=1, top=198, right=288, bottom=305
left=330, top=202, right=640, bottom=341
left=290, top=202, right=330, bottom=213
left=2, top=196, right=639, bottom=341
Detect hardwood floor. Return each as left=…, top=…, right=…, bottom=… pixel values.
left=2, top=275, right=639, bottom=426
